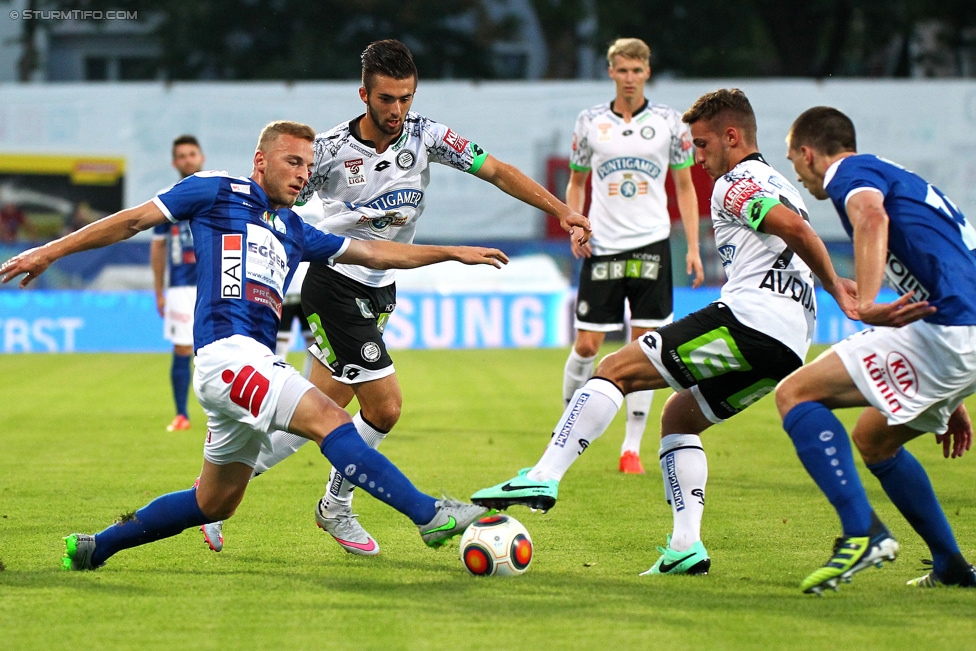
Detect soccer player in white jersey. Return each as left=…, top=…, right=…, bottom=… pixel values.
left=564, top=38, right=703, bottom=475
left=151, top=135, right=204, bottom=432
left=212, top=39, right=590, bottom=558
left=778, top=106, right=976, bottom=593
left=1, top=121, right=508, bottom=571
left=473, top=89, right=858, bottom=577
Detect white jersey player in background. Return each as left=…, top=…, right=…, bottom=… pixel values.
left=564, top=38, right=703, bottom=475
left=202, top=39, right=590, bottom=556
left=472, top=89, right=858, bottom=577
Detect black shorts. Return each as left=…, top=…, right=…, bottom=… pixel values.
left=278, top=301, right=311, bottom=335
left=301, top=263, right=397, bottom=384
left=575, top=239, right=673, bottom=331
left=639, top=302, right=803, bottom=421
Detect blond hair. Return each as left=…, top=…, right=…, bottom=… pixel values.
left=607, top=38, right=650, bottom=66
left=256, top=120, right=315, bottom=152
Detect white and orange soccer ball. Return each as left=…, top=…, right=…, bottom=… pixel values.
left=459, top=514, right=533, bottom=577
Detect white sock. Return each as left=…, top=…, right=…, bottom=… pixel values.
left=622, top=390, right=654, bottom=455
left=322, top=412, right=388, bottom=511
left=252, top=430, right=308, bottom=477
left=659, top=433, right=707, bottom=552
left=563, top=349, right=597, bottom=404
left=528, top=378, right=624, bottom=482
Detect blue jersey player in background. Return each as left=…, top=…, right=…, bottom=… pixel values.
left=778, top=106, right=976, bottom=593
left=151, top=135, right=205, bottom=433
left=0, top=120, right=509, bottom=571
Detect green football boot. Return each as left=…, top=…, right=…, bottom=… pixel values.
left=801, top=532, right=899, bottom=595
left=62, top=533, right=99, bottom=571
left=640, top=535, right=711, bottom=576
left=471, top=468, right=559, bottom=512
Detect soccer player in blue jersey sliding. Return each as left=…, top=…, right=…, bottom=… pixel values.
left=0, top=120, right=509, bottom=570
left=779, top=106, right=976, bottom=593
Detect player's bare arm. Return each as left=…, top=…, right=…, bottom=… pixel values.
left=1, top=201, right=168, bottom=288
left=937, top=404, right=973, bottom=460
left=564, top=169, right=591, bottom=258
left=847, top=190, right=937, bottom=327
left=474, top=154, right=591, bottom=245
left=673, top=165, right=704, bottom=287
left=759, top=202, right=858, bottom=319
left=337, top=239, right=509, bottom=270
left=150, top=237, right=167, bottom=316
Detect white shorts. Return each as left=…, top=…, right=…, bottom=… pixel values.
left=164, top=286, right=196, bottom=346
left=833, top=320, right=976, bottom=434
left=193, top=335, right=315, bottom=466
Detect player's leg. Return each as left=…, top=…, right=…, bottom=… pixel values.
left=620, top=239, right=675, bottom=474
left=472, top=330, right=672, bottom=511
left=776, top=349, right=897, bottom=593
left=564, top=329, right=604, bottom=404
left=852, top=408, right=974, bottom=587
left=164, top=286, right=195, bottom=432
left=287, top=384, right=483, bottom=548
left=640, top=389, right=713, bottom=576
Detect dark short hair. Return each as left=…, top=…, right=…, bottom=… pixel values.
left=172, top=134, right=200, bottom=157
left=788, top=106, right=857, bottom=155
left=682, top=88, right=757, bottom=144
left=361, top=39, right=418, bottom=91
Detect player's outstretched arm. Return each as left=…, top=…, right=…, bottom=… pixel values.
left=0, top=201, right=168, bottom=288
left=338, top=240, right=509, bottom=270
left=474, top=154, right=591, bottom=246
left=150, top=237, right=167, bottom=316
left=760, top=202, right=859, bottom=319
left=847, top=191, right=936, bottom=327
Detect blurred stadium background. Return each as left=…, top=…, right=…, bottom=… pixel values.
left=1, top=0, right=974, bottom=353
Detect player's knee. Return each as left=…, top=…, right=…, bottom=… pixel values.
left=851, top=429, right=896, bottom=465
left=774, top=376, right=802, bottom=419
left=574, top=339, right=601, bottom=359
left=362, top=400, right=400, bottom=432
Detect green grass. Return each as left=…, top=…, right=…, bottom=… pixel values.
left=1, top=348, right=975, bottom=649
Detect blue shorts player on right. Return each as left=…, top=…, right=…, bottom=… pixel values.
left=778, top=106, right=976, bottom=593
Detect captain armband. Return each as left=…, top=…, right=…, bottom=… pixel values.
left=744, top=196, right=781, bottom=231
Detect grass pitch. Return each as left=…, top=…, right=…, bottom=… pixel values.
left=1, top=348, right=974, bottom=649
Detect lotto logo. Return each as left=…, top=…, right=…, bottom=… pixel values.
left=443, top=129, right=468, bottom=153
left=221, top=365, right=270, bottom=417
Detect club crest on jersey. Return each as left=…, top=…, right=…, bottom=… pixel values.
left=220, top=234, right=243, bottom=299
left=344, top=158, right=366, bottom=186
left=260, top=210, right=286, bottom=234
left=442, top=129, right=468, bottom=154
left=640, top=126, right=656, bottom=140
left=396, top=149, right=415, bottom=170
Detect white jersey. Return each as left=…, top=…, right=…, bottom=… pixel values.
left=711, top=154, right=817, bottom=360
left=569, top=100, right=694, bottom=255
left=297, top=112, right=487, bottom=287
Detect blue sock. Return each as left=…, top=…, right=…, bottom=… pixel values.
left=867, top=448, right=961, bottom=577
left=783, top=402, right=874, bottom=536
left=92, top=487, right=209, bottom=566
left=171, top=353, right=192, bottom=417
left=320, top=422, right=437, bottom=525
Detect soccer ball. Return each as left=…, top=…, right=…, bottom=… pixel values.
left=459, top=514, right=533, bottom=577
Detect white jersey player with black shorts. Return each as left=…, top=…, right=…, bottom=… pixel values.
left=472, top=89, right=858, bottom=578
left=229, top=39, right=590, bottom=558
left=562, top=38, right=703, bottom=476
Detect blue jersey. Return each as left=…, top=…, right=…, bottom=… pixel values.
left=825, top=154, right=976, bottom=326
left=153, top=173, right=349, bottom=352
left=152, top=219, right=197, bottom=287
